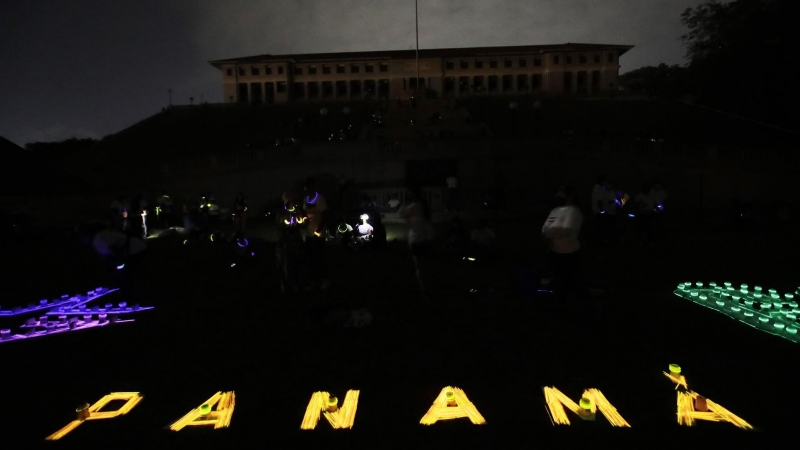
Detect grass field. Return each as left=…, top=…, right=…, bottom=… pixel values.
left=1, top=213, right=797, bottom=447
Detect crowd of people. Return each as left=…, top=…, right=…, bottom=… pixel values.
left=85, top=171, right=674, bottom=309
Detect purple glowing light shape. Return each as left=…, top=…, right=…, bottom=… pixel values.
left=306, top=192, right=319, bottom=205
left=237, top=239, right=249, bottom=248
left=1, top=316, right=139, bottom=345
left=45, top=304, right=154, bottom=316
left=116, top=264, right=125, bottom=270
left=250, top=251, right=255, bottom=256
left=0, top=288, right=118, bottom=317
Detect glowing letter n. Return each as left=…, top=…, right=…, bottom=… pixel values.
left=420, top=386, right=486, bottom=425
left=300, top=390, right=360, bottom=430
left=45, top=392, right=144, bottom=441
left=543, top=387, right=631, bottom=427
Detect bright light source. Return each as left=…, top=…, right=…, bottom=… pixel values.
left=116, top=264, right=125, bottom=270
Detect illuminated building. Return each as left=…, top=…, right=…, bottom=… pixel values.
left=420, top=387, right=486, bottom=425
left=543, top=387, right=630, bottom=427
left=674, top=282, right=799, bottom=343
left=664, top=364, right=753, bottom=429
left=210, top=43, right=633, bottom=104
left=170, top=391, right=236, bottom=431
left=300, top=390, right=360, bottom=430
left=46, top=392, right=144, bottom=441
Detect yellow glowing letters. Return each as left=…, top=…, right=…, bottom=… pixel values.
left=543, top=387, right=631, bottom=427
left=420, top=386, right=486, bottom=425
left=300, top=390, right=360, bottom=430
left=169, top=391, right=236, bottom=431
left=664, top=366, right=753, bottom=429
left=45, top=392, right=144, bottom=441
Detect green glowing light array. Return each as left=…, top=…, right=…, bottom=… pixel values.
left=674, top=282, right=799, bottom=344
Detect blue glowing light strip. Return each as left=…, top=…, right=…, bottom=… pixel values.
left=0, top=288, right=118, bottom=317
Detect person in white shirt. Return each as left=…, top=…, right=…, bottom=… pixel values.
left=387, top=195, right=401, bottom=211
left=399, top=191, right=434, bottom=297
left=634, top=183, right=656, bottom=246
left=542, top=185, right=583, bottom=299
left=357, top=214, right=374, bottom=237
left=470, top=220, right=496, bottom=259
left=446, top=175, right=459, bottom=212
left=591, top=175, right=609, bottom=242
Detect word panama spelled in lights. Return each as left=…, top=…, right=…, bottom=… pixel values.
left=41, top=367, right=753, bottom=440
left=674, top=282, right=799, bottom=343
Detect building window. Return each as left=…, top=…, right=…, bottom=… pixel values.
left=553, top=55, right=559, bottom=65
left=504, top=59, right=512, bottom=68
left=351, top=64, right=360, bottom=73
left=322, top=81, right=333, bottom=97
left=294, top=66, right=303, bottom=75
left=460, top=60, right=468, bottom=69
left=337, top=64, right=346, bottom=74
left=409, top=77, right=417, bottom=89
left=608, top=53, right=614, bottom=62
left=365, top=63, right=374, bottom=73
left=350, top=80, right=362, bottom=97
left=277, top=81, right=286, bottom=93
left=459, top=76, right=469, bottom=93
left=403, top=78, right=407, bottom=90
left=446, top=61, right=454, bottom=70
left=519, top=58, right=527, bottom=68
left=532, top=74, right=542, bottom=89
left=293, top=82, right=305, bottom=98
left=323, top=65, right=331, bottom=74
left=336, top=80, right=347, bottom=97
left=594, top=54, right=600, bottom=64
left=566, top=56, right=573, bottom=64
left=533, top=57, right=541, bottom=67
left=488, top=75, right=499, bottom=92
left=475, top=60, right=483, bottom=69
left=489, top=60, right=497, bottom=69
left=309, top=65, right=317, bottom=75
left=278, top=66, right=284, bottom=74
left=251, top=67, right=260, bottom=76
left=379, top=62, right=388, bottom=72
left=517, top=74, right=528, bottom=90
left=502, top=74, right=513, bottom=92
left=239, top=67, right=245, bottom=76
left=265, top=66, right=272, bottom=75
left=226, top=68, right=233, bottom=76
left=579, top=55, right=587, bottom=64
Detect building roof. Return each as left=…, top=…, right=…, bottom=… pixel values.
left=209, top=43, right=634, bottom=68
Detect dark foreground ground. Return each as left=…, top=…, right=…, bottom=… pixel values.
left=1, top=213, right=798, bottom=448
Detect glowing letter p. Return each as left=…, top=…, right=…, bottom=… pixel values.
left=45, top=392, right=144, bottom=441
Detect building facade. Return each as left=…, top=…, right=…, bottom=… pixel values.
left=210, top=43, right=633, bottom=104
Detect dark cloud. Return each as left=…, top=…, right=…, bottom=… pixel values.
left=1, top=0, right=706, bottom=146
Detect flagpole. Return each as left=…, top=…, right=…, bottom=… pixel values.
left=415, top=0, right=419, bottom=93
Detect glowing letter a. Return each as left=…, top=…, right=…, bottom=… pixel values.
left=543, top=387, right=630, bottom=427
left=664, top=365, right=753, bottom=429
left=300, top=390, right=360, bottom=430
left=169, top=391, right=235, bottom=431
left=420, top=386, right=486, bottom=425
left=45, top=392, right=144, bottom=441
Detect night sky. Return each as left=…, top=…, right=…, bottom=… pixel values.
left=1, top=0, right=708, bottom=147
